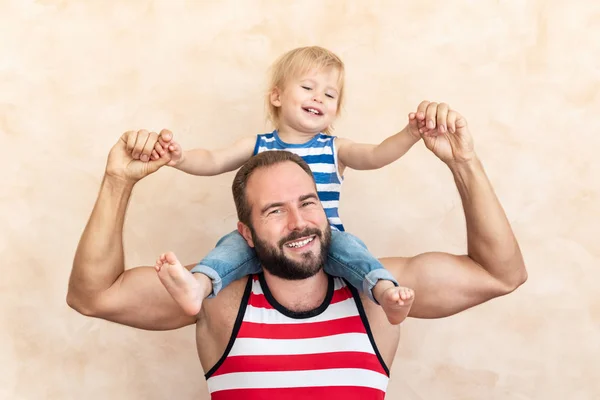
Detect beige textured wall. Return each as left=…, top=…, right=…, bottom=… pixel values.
left=2, top=1, right=598, bottom=399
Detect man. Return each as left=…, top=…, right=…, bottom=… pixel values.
left=67, top=101, right=527, bottom=398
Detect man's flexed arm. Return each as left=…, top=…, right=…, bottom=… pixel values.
left=385, top=102, right=527, bottom=318
left=67, top=130, right=196, bottom=330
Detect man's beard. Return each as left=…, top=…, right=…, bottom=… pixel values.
left=250, top=226, right=331, bottom=280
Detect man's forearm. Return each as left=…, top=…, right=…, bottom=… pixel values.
left=450, top=157, right=526, bottom=288
left=68, top=175, right=133, bottom=305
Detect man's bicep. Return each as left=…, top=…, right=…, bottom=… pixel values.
left=381, top=253, right=509, bottom=319
left=96, top=266, right=197, bottom=330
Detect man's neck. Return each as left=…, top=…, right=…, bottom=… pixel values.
left=262, top=269, right=329, bottom=312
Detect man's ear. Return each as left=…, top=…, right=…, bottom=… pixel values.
left=270, top=87, right=282, bottom=108
left=237, top=221, right=255, bottom=248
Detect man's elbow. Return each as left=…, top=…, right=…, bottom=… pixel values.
left=500, top=262, right=528, bottom=294
left=66, top=289, right=103, bottom=317
left=513, top=266, right=529, bottom=289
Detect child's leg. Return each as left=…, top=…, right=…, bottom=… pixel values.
left=190, top=230, right=261, bottom=298
left=325, top=230, right=398, bottom=300
left=155, top=231, right=260, bottom=317
left=155, top=251, right=212, bottom=317
left=325, top=230, right=415, bottom=325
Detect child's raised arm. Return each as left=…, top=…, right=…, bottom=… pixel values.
left=336, top=112, right=422, bottom=171
left=154, top=130, right=256, bottom=176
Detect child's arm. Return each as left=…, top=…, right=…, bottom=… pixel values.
left=153, top=131, right=257, bottom=176
left=336, top=113, right=422, bottom=171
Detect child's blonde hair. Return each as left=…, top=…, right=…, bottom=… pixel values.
left=266, top=46, right=345, bottom=135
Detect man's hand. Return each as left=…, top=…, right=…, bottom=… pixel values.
left=105, top=130, right=172, bottom=183
left=150, top=129, right=184, bottom=167
left=409, top=101, right=475, bottom=165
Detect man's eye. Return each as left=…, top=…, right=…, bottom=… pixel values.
left=268, top=209, right=281, bottom=215
left=302, top=201, right=316, bottom=207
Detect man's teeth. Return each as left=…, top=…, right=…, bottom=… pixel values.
left=286, top=237, right=314, bottom=248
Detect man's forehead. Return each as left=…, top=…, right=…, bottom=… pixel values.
left=247, top=162, right=316, bottom=204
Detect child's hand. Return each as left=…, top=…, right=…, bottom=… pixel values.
left=150, top=129, right=184, bottom=167
left=406, top=111, right=424, bottom=140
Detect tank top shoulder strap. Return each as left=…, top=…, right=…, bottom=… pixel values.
left=343, top=278, right=390, bottom=376
left=204, top=276, right=253, bottom=379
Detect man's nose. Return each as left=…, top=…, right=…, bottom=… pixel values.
left=287, top=207, right=308, bottom=231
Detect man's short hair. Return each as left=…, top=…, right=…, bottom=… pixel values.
left=232, top=151, right=315, bottom=226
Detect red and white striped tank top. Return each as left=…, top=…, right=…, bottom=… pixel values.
left=205, top=274, right=390, bottom=399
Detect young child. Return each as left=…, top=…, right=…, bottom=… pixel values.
left=147, top=46, right=421, bottom=324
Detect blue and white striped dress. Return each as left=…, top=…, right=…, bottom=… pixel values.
left=253, top=130, right=345, bottom=231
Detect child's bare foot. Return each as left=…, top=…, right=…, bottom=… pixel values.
left=154, top=251, right=212, bottom=316
left=373, top=281, right=415, bottom=325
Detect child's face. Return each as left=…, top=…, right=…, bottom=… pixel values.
left=273, top=67, right=341, bottom=134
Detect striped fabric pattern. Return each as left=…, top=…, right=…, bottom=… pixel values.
left=206, top=275, right=389, bottom=399
left=253, top=131, right=345, bottom=231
